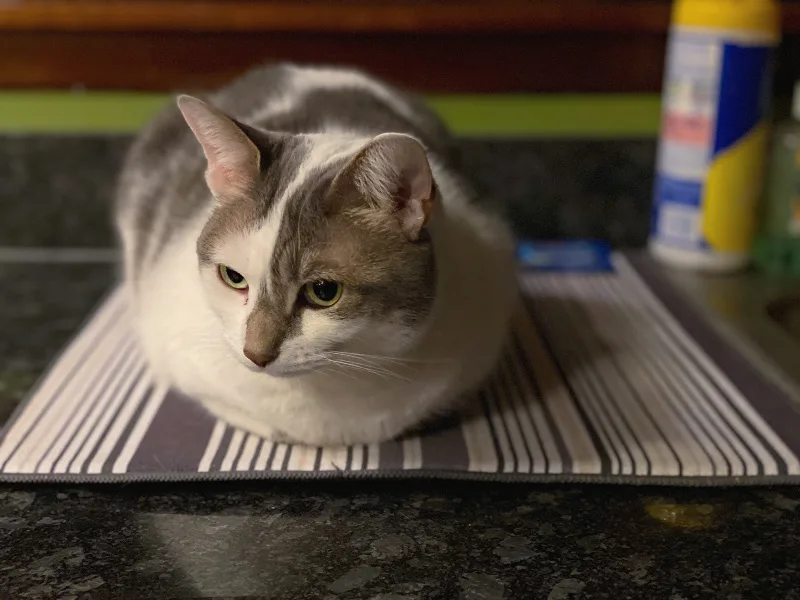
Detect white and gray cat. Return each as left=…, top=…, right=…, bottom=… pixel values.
left=115, top=64, right=518, bottom=446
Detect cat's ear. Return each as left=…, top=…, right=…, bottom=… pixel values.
left=176, top=95, right=260, bottom=201
left=339, top=133, right=435, bottom=241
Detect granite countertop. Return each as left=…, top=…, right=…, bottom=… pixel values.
left=2, top=137, right=800, bottom=600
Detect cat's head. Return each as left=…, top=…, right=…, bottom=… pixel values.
left=177, top=95, right=438, bottom=376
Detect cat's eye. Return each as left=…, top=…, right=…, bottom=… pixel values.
left=303, top=280, right=342, bottom=308
left=219, top=265, right=248, bottom=290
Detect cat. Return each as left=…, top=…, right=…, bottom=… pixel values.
left=115, top=63, right=518, bottom=446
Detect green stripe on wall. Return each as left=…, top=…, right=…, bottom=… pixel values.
left=0, top=92, right=662, bottom=137
left=429, top=95, right=661, bottom=137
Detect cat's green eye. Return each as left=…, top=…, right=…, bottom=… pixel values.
left=303, top=280, right=342, bottom=308
left=219, top=265, right=248, bottom=290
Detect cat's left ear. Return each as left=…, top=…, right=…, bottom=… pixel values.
left=338, top=133, right=436, bottom=242
left=177, top=95, right=260, bottom=202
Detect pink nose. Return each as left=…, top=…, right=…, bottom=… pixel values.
left=243, top=348, right=278, bottom=368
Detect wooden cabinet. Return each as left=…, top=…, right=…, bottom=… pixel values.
left=0, top=0, right=798, bottom=93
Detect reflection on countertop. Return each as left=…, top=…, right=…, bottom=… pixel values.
left=3, top=482, right=800, bottom=598
left=665, top=265, right=800, bottom=400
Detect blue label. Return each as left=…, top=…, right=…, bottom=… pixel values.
left=517, top=240, right=613, bottom=272
left=713, top=42, right=772, bottom=157
left=651, top=175, right=704, bottom=247
left=655, top=175, right=703, bottom=207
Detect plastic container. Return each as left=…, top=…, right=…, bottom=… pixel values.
left=649, top=0, right=781, bottom=272
left=753, top=80, right=800, bottom=276
left=761, top=81, right=800, bottom=238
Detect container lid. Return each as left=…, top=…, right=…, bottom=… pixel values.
left=673, top=0, right=780, bottom=39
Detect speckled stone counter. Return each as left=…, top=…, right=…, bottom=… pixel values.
left=3, top=481, right=800, bottom=599
left=2, top=136, right=800, bottom=600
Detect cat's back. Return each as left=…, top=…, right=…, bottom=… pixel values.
left=123, top=64, right=452, bottom=176
left=225, top=64, right=453, bottom=152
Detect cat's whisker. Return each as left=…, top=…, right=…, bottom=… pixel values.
left=328, top=359, right=395, bottom=380
left=321, top=364, right=358, bottom=381
left=336, top=358, right=419, bottom=376
left=319, top=354, right=411, bottom=383
left=312, top=354, right=364, bottom=381
left=314, top=366, right=337, bottom=380
left=325, top=353, right=407, bottom=370
left=327, top=350, right=454, bottom=366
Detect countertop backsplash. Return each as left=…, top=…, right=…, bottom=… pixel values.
left=0, top=136, right=656, bottom=250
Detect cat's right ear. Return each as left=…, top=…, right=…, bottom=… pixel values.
left=331, top=133, right=436, bottom=242
left=176, top=95, right=260, bottom=202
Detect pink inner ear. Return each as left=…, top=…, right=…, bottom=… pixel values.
left=177, top=95, right=260, bottom=201
left=357, top=133, right=434, bottom=210
left=200, top=135, right=260, bottom=200
left=396, top=189, right=434, bottom=241
left=392, top=182, right=410, bottom=209
left=206, top=163, right=252, bottom=198
left=377, top=137, right=434, bottom=240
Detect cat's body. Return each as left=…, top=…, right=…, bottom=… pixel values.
left=115, top=64, right=517, bottom=446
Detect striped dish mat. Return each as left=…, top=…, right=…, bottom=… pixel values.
left=2, top=254, right=800, bottom=484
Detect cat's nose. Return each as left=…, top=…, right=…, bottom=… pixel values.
left=243, top=347, right=278, bottom=368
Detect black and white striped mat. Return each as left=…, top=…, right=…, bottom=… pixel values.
left=2, top=254, right=799, bottom=484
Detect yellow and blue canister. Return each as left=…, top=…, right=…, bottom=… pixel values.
left=649, top=0, right=781, bottom=271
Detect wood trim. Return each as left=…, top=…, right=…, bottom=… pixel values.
left=1, top=0, right=798, bottom=93
left=0, top=1, right=673, bottom=34
left=0, top=30, right=669, bottom=93
left=4, top=1, right=800, bottom=34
